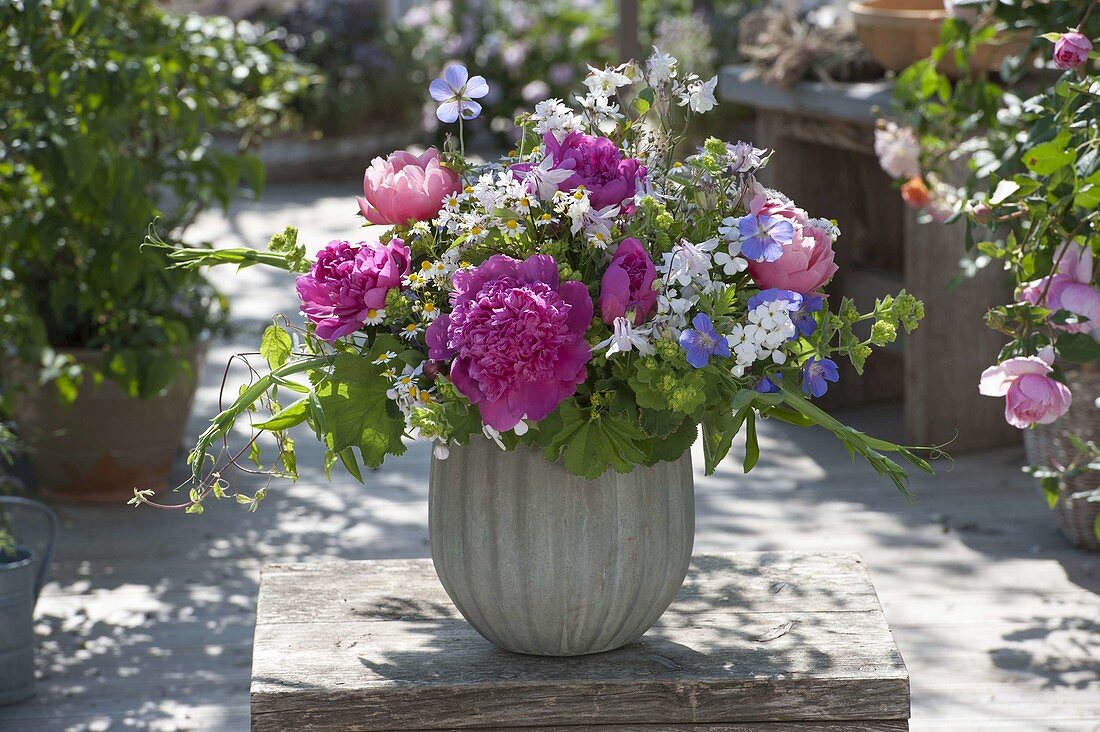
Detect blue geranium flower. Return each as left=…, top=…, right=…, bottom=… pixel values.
left=679, top=313, right=731, bottom=368
left=801, top=356, right=839, bottom=398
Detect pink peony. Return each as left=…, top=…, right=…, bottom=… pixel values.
left=540, top=131, right=646, bottom=211
left=357, top=148, right=461, bottom=226
left=746, top=199, right=838, bottom=294
left=425, top=254, right=593, bottom=431
left=1018, top=243, right=1100, bottom=334
left=295, top=238, right=410, bottom=341
left=1053, top=32, right=1092, bottom=71
left=979, top=354, right=1071, bottom=429
left=599, top=238, right=658, bottom=325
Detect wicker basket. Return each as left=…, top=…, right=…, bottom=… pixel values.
left=1022, top=366, right=1100, bottom=551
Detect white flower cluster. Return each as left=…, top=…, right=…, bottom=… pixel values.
left=726, top=300, right=798, bottom=377
left=652, top=239, right=723, bottom=335
left=380, top=358, right=436, bottom=415
left=874, top=121, right=921, bottom=180
left=437, top=170, right=541, bottom=244
left=551, top=186, right=619, bottom=249
left=530, top=98, right=584, bottom=140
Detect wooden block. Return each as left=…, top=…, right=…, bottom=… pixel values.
left=251, top=552, right=910, bottom=731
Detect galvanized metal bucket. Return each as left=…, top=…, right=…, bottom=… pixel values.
left=0, top=496, right=59, bottom=706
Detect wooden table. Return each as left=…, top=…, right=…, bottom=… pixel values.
left=251, top=552, right=910, bottom=730
left=720, top=65, right=1017, bottom=451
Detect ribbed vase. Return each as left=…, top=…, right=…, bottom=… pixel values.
left=429, top=438, right=695, bottom=656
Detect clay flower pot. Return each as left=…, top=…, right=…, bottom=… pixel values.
left=429, top=438, right=695, bottom=656
left=849, top=0, right=1029, bottom=77
left=7, top=344, right=206, bottom=502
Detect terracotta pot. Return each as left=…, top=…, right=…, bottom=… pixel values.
left=849, top=0, right=1030, bottom=77
left=429, top=438, right=695, bottom=656
left=6, top=344, right=206, bottom=502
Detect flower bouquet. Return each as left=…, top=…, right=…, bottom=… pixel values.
left=147, top=52, right=933, bottom=653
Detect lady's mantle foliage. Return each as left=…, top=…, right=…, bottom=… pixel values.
left=152, top=51, right=934, bottom=513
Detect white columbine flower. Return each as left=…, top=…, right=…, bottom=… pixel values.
left=522, top=154, right=576, bottom=201
left=583, top=64, right=632, bottom=99
left=677, top=75, right=718, bottom=114
left=663, top=238, right=715, bottom=287
left=646, top=47, right=677, bottom=85
left=726, top=141, right=766, bottom=173
left=596, top=317, right=655, bottom=357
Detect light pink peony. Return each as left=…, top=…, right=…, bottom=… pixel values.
left=1053, top=32, right=1092, bottom=71
left=1018, top=242, right=1100, bottom=334
left=425, top=254, right=592, bottom=431
left=599, top=238, right=658, bottom=325
left=357, top=148, right=461, bottom=226
left=979, top=354, right=1071, bottom=429
left=295, top=238, right=410, bottom=341
left=747, top=200, right=838, bottom=294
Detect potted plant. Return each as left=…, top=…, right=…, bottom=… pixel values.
left=144, top=53, right=935, bottom=655
left=0, top=0, right=309, bottom=500
left=877, top=1, right=1100, bottom=547
left=0, top=423, right=59, bottom=704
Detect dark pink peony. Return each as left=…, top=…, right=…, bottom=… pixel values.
left=425, top=254, right=592, bottom=431
left=747, top=200, right=838, bottom=294
left=295, top=238, right=410, bottom=341
left=357, top=148, right=461, bottom=226
left=542, top=131, right=646, bottom=211
left=599, top=238, right=658, bottom=325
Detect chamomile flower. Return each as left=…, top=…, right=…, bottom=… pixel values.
left=403, top=271, right=427, bottom=290
left=418, top=301, right=440, bottom=321
left=364, top=308, right=386, bottom=326
left=373, top=350, right=398, bottom=365
left=501, top=218, right=526, bottom=237
left=401, top=322, right=422, bottom=341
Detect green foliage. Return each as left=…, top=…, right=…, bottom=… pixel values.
left=314, top=353, right=406, bottom=470
left=0, top=0, right=311, bottom=399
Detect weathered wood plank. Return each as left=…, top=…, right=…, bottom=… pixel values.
left=251, top=553, right=909, bottom=730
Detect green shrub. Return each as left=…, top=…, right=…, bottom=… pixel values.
left=0, top=0, right=310, bottom=399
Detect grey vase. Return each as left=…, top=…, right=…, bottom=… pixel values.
left=429, top=438, right=695, bottom=656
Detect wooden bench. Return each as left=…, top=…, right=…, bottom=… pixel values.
left=720, top=65, right=1017, bottom=452
left=251, top=552, right=910, bottom=730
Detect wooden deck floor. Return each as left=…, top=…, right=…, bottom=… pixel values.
left=1, top=183, right=1096, bottom=731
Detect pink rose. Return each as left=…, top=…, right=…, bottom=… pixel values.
left=747, top=202, right=838, bottom=294
left=295, top=238, right=410, bottom=341
left=425, top=254, right=592, bottom=431
left=1053, top=32, right=1092, bottom=71
left=1018, top=243, right=1100, bottom=334
left=357, top=148, right=461, bottom=226
left=599, top=238, right=658, bottom=325
left=979, top=354, right=1071, bottom=429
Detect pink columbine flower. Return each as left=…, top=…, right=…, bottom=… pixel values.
left=746, top=197, right=838, bottom=294
left=537, top=131, right=646, bottom=211
left=425, top=254, right=592, bottom=432
left=1018, top=242, right=1100, bottom=335
left=979, top=351, right=1072, bottom=429
left=357, top=148, right=461, bottom=226
left=295, top=238, right=410, bottom=341
left=1053, top=32, right=1092, bottom=71
left=599, top=238, right=658, bottom=326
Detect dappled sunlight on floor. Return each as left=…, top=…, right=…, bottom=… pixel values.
left=2, top=183, right=1097, bottom=731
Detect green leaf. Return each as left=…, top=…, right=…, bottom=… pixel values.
left=1056, top=333, right=1100, bottom=363
left=1022, top=132, right=1075, bottom=176
left=1040, top=477, right=1060, bottom=509
left=260, top=325, right=293, bottom=370
left=639, top=408, right=684, bottom=438
left=253, top=397, right=309, bottom=431
left=743, top=410, right=759, bottom=473
left=988, top=180, right=1020, bottom=205
left=314, top=353, right=406, bottom=468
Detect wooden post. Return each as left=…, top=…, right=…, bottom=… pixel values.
left=617, top=0, right=641, bottom=63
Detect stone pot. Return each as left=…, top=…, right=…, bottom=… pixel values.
left=429, top=438, right=695, bottom=656
left=0, top=497, right=58, bottom=706
left=849, top=0, right=1029, bottom=76
left=6, top=344, right=206, bottom=502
